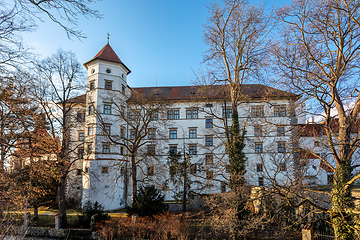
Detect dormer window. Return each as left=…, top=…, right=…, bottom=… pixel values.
left=106, top=68, right=111, bottom=74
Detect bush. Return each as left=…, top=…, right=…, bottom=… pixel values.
left=126, top=185, right=168, bottom=217
left=97, top=213, right=187, bottom=239
left=78, top=201, right=108, bottom=228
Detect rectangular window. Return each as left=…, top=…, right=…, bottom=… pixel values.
left=255, top=143, right=263, bottom=153
left=88, top=126, right=93, bottom=136
left=104, top=125, right=111, bottom=135
left=189, top=145, right=197, bottom=155
left=279, top=162, right=286, bottom=171
left=102, top=144, right=110, bottom=154
left=205, top=154, right=213, bottom=165
left=169, top=145, right=177, bottom=154
left=77, top=169, right=82, bottom=176
left=87, top=144, right=92, bottom=154
left=205, top=136, right=213, bottom=146
left=206, top=170, right=214, bottom=179
left=148, top=129, right=155, bottom=139
left=167, top=110, right=173, bottom=120
left=169, top=129, right=177, bottom=139
left=147, top=145, right=155, bottom=156
left=120, top=146, right=124, bottom=155
left=152, top=111, right=158, bottom=120
left=277, top=126, right=285, bottom=136
left=259, top=177, right=264, bottom=186
left=278, top=142, right=286, bottom=153
left=251, top=106, right=264, bottom=118
left=167, top=110, right=180, bottom=120
left=256, top=163, right=263, bottom=172
left=147, top=166, right=154, bottom=176
left=78, top=132, right=85, bottom=141
left=174, top=110, right=179, bottom=119
left=104, top=104, right=111, bottom=114
left=206, top=103, right=213, bottom=108
left=78, top=148, right=84, bottom=159
left=254, top=125, right=262, bottom=137
left=274, top=105, right=286, bottom=117
left=89, top=81, right=95, bottom=90
left=190, top=164, right=197, bottom=174
left=89, top=105, right=94, bottom=115
left=120, top=126, right=125, bottom=138
left=189, top=129, right=197, bottom=139
left=223, top=108, right=233, bottom=118
left=130, top=130, right=136, bottom=140
left=205, top=118, right=213, bottom=128
left=186, top=109, right=198, bottom=119
left=105, top=81, right=112, bottom=90
left=77, top=112, right=85, bottom=122
left=102, top=166, right=109, bottom=174
left=121, top=84, right=125, bottom=94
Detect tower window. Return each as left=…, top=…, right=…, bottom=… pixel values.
left=77, top=112, right=85, bottom=122
left=89, top=81, right=95, bottom=90
left=105, top=81, right=112, bottom=90
left=106, top=68, right=111, bottom=74
left=102, top=144, right=110, bottom=154
left=104, top=104, right=111, bottom=114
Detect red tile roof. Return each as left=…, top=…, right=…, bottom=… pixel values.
left=298, top=124, right=323, bottom=137
left=131, top=84, right=300, bottom=101
left=84, top=44, right=131, bottom=73
left=68, top=84, right=299, bottom=104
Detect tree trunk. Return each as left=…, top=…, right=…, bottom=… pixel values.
left=130, top=154, right=137, bottom=204
left=57, top=175, right=68, bottom=228
left=183, top=167, right=187, bottom=213
left=331, top=161, right=354, bottom=240
left=33, top=200, right=39, bottom=221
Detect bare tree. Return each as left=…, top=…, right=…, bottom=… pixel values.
left=272, top=0, right=360, bottom=238
left=32, top=49, right=85, bottom=228
left=96, top=89, right=168, bottom=204
left=202, top=0, right=274, bottom=188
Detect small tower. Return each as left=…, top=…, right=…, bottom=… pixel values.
left=82, top=43, right=131, bottom=210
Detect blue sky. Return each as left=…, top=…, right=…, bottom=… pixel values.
left=21, top=0, right=289, bottom=88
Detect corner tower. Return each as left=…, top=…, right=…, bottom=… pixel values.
left=82, top=43, right=131, bottom=210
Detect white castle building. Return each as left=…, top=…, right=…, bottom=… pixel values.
left=66, top=43, right=310, bottom=210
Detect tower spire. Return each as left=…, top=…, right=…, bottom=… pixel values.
left=107, top=32, right=110, bottom=44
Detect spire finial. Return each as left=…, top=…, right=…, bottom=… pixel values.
left=107, top=32, right=110, bottom=44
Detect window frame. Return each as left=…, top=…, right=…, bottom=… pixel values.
left=78, top=131, right=85, bottom=141
left=189, top=128, right=197, bottom=139
left=274, top=105, right=287, bottom=117
left=251, top=106, right=264, bottom=118
left=205, top=118, right=213, bottom=128
left=278, top=141, right=286, bottom=153
left=104, top=80, right=113, bottom=90
left=78, top=148, right=84, bottom=159
left=254, top=125, right=262, bottom=137
left=102, top=144, right=110, bottom=154
left=205, top=154, right=213, bottom=165
left=169, top=129, right=177, bottom=139
left=255, top=143, right=263, bottom=154
left=189, top=145, right=197, bottom=155
left=104, top=104, right=112, bottom=114
left=77, top=112, right=85, bottom=122
left=205, top=136, right=213, bottom=146
left=277, top=126, right=285, bottom=136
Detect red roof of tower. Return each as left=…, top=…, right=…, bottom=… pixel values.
left=84, top=43, right=131, bottom=73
